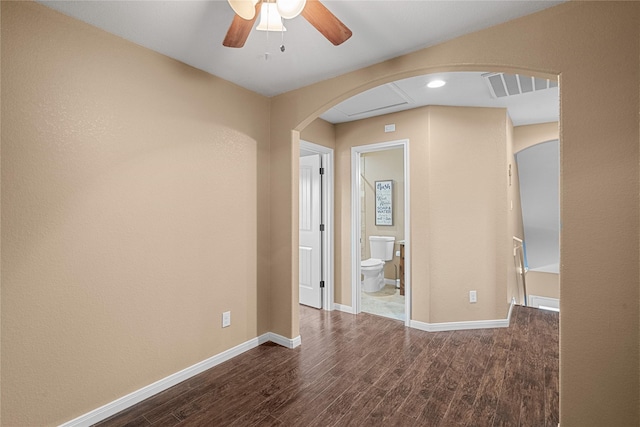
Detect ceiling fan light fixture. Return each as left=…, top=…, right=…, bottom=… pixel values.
left=256, top=2, right=287, bottom=32
left=276, top=0, right=306, bottom=19
left=227, top=0, right=259, bottom=20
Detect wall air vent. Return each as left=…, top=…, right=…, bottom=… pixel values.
left=482, top=72, right=558, bottom=99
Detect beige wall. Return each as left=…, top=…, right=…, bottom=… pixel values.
left=271, top=2, right=640, bottom=425
left=300, top=118, right=335, bottom=149
left=334, top=106, right=513, bottom=322
left=2, top=1, right=639, bottom=426
left=427, top=106, right=510, bottom=322
left=335, top=108, right=429, bottom=309
left=514, top=122, right=559, bottom=153
left=1, top=2, right=270, bottom=425
left=527, top=271, right=560, bottom=300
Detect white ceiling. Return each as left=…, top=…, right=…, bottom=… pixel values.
left=38, top=0, right=563, bottom=125
left=321, top=71, right=559, bottom=125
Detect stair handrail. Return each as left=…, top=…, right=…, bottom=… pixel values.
left=513, top=236, right=528, bottom=306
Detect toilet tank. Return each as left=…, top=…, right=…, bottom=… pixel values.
left=369, top=236, right=395, bottom=261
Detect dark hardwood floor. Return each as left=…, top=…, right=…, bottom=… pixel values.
left=95, top=305, right=559, bottom=427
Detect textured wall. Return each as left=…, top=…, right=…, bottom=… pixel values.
left=514, top=122, right=559, bottom=153
left=526, top=271, right=560, bottom=300
left=300, top=118, right=335, bottom=149
left=271, top=2, right=640, bottom=425
left=334, top=106, right=511, bottom=323
left=334, top=107, right=429, bottom=309
left=427, top=106, right=509, bottom=322
left=2, top=1, right=639, bottom=426
left=1, top=2, right=270, bottom=425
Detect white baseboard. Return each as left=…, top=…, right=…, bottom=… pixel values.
left=265, top=332, right=301, bottom=349
left=334, top=303, right=354, bottom=314
left=61, top=298, right=516, bottom=427
left=528, top=295, right=560, bottom=312
left=410, top=299, right=514, bottom=332
left=60, top=331, right=298, bottom=427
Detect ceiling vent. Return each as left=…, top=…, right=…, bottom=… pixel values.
left=482, top=73, right=558, bottom=98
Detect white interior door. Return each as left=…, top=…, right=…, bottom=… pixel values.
left=299, top=154, right=322, bottom=308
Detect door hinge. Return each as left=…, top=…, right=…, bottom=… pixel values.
left=320, top=224, right=325, bottom=232
left=320, top=280, right=325, bottom=288
left=319, top=167, right=325, bottom=175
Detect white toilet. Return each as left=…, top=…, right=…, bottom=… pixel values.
left=361, top=236, right=395, bottom=293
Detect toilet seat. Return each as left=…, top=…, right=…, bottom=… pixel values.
left=361, top=258, right=383, bottom=269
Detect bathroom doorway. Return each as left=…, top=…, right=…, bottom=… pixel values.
left=351, top=140, right=410, bottom=324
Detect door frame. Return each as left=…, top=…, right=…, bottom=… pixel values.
left=351, top=139, right=411, bottom=326
left=300, top=140, right=334, bottom=311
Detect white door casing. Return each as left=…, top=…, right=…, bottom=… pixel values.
left=299, top=154, right=322, bottom=308
left=351, top=139, right=411, bottom=325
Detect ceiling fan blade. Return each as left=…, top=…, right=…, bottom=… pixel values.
left=301, top=0, right=352, bottom=46
left=223, top=2, right=261, bottom=48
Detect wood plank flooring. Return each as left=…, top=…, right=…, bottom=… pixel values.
left=95, top=305, right=559, bottom=427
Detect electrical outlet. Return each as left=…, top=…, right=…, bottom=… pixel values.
left=469, top=290, right=477, bottom=303
left=222, top=311, right=231, bottom=328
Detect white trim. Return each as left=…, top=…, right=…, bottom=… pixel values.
left=351, top=139, right=411, bottom=326
left=409, top=299, right=515, bottom=332
left=508, top=297, right=516, bottom=319
left=529, top=295, right=560, bottom=312
left=62, top=294, right=513, bottom=427
left=59, top=332, right=299, bottom=427
left=403, top=142, right=411, bottom=326
left=351, top=147, right=362, bottom=315
left=334, top=303, right=355, bottom=314
left=266, top=332, right=302, bottom=349
left=60, top=335, right=270, bottom=427
left=300, top=140, right=335, bottom=312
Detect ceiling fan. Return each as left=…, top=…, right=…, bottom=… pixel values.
left=223, top=0, right=352, bottom=48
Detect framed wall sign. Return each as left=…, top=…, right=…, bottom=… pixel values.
left=375, top=180, right=393, bottom=225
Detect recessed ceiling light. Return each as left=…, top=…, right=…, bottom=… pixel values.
left=427, top=80, right=446, bottom=88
